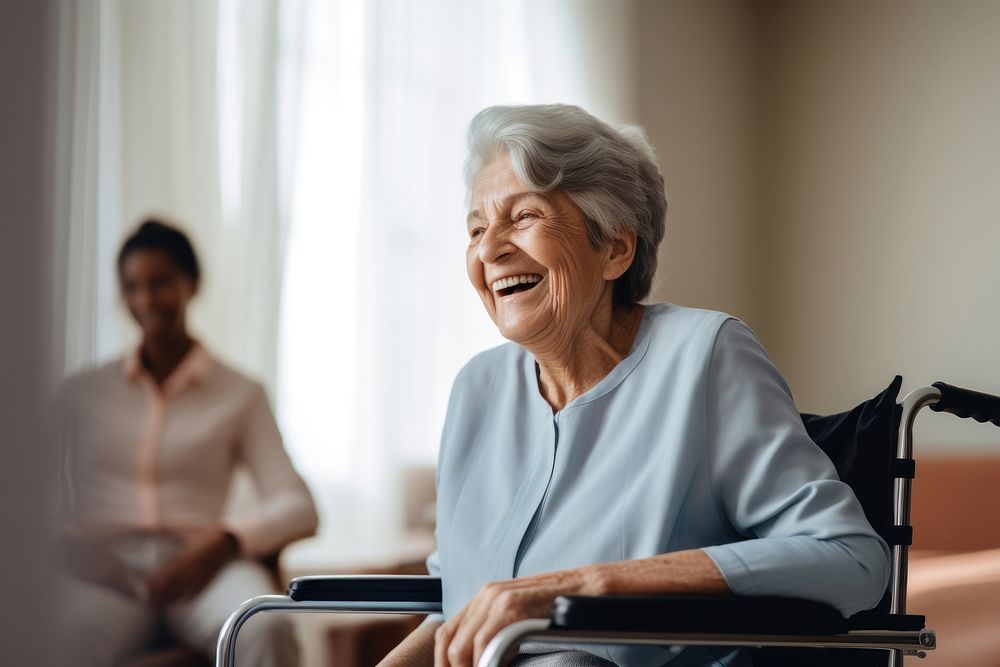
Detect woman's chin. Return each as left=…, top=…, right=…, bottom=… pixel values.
left=141, top=323, right=178, bottom=340
left=493, top=317, right=544, bottom=345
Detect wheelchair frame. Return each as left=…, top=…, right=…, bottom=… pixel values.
left=216, top=382, right=1000, bottom=666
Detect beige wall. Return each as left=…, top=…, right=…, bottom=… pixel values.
left=636, top=0, right=762, bottom=325
left=633, top=0, right=1000, bottom=450
left=758, top=0, right=1000, bottom=448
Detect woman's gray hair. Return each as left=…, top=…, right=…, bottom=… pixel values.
left=465, top=104, right=666, bottom=305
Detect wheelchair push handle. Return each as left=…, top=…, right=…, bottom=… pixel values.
left=930, top=381, right=1000, bottom=426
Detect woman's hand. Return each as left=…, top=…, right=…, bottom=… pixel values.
left=432, top=550, right=728, bottom=667
left=434, top=566, right=604, bottom=667
left=145, top=528, right=239, bottom=606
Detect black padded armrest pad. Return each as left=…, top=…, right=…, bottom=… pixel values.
left=847, top=610, right=925, bottom=631
left=288, top=575, right=442, bottom=602
left=551, top=595, right=849, bottom=635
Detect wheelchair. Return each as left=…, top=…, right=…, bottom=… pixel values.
left=217, top=379, right=1000, bottom=666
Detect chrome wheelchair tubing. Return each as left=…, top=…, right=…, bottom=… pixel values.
left=479, top=619, right=550, bottom=667
left=891, top=385, right=941, bottom=618
left=888, top=386, right=941, bottom=667
left=478, top=620, right=937, bottom=667
left=215, top=594, right=441, bottom=667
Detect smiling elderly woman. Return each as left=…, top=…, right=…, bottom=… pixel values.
left=380, top=105, right=889, bottom=667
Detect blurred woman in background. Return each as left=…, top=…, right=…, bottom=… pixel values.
left=56, top=219, right=317, bottom=666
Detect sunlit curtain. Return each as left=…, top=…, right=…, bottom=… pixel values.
left=52, top=0, right=299, bottom=394
left=53, top=0, right=636, bottom=547
left=274, top=0, right=638, bottom=546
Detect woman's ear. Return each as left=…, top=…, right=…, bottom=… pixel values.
left=602, top=230, right=637, bottom=281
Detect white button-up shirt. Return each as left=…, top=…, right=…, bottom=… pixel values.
left=58, top=343, right=317, bottom=557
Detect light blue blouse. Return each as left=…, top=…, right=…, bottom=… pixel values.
left=427, top=304, right=889, bottom=666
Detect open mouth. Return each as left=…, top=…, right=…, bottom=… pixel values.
left=492, top=274, right=543, bottom=297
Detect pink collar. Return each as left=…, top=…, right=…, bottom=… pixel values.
left=124, top=341, right=214, bottom=396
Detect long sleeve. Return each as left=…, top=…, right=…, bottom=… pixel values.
left=700, top=319, right=890, bottom=616
left=227, top=383, right=319, bottom=557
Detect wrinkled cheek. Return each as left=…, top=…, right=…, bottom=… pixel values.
left=465, top=250, right=481, bottom=286
left=547, top=273, right=572, bottom=319
left=478, top=291, right=497, bottom=322
left=466, top=257, right=496, bottom=319
left=550, top=259, right=592, bottom=314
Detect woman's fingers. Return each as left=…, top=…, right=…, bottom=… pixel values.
left=147, top=556, right=192, bottom=605
left=150, top=564, right=199, bottom=605
left=435, top=614, right=457, bottom=667
left=446, top=585, right=501, bottom=665
left=437, top=583, right=537, bottom=666
left=145, top=562, right=177, bottom=605
left=471, top=588, right=536, bottom=666
left=146, top=534, right=232, bottom=606
left=470, top=610, right=508, bottom=666
left=436, top=571, right=591, bottom=666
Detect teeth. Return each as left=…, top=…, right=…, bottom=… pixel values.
left=491, top=274, right=542, bottom=292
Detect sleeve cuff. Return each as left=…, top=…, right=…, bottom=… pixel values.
left=222, top=529, right=242, bottom=556
left=701, top=544, right=755, bottom=596
left=225, top=522, right=262, bottom=558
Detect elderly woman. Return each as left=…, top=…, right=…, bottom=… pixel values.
left=381, top=105, right=889, bottom=667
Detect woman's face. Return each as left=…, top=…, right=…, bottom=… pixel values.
left=119, top=249, right=195, bottom=339
left=466, top=155, right=621, bottom=347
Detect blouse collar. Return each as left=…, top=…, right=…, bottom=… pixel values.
left=527, top=306, right=655, bottom=415
left=124, top=340, right=214, bottom=396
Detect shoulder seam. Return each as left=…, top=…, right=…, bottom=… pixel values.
left=702, top=315, right=739, bottom=536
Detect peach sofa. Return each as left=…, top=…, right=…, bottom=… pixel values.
left=908, top=455, right=1000, bottom=666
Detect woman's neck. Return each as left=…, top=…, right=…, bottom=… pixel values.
left=532, top=302, right=644, bottom=413
left=142, top=331, right=194, bottom=385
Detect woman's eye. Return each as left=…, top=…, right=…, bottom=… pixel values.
left=514, top=211, right=537, bottom=225
left=469, top=226, right=485, bottom=239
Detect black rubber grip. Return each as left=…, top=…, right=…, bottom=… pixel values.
left=930, top=382, right=1000, bottom=426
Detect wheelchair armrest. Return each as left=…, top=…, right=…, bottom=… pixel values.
left=287, top=574, right=442, bottom=603
left=550, top=594, right=850, bottom=635
left=846, top=610, right=925, bottom=632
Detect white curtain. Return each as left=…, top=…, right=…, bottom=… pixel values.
left=52, top=0, right=298, bottom=394
left=53, top=0, right=636, bottom=547
left=52, top=0, right=127, bottom=382
left=275, top=0, right=639, bottom=546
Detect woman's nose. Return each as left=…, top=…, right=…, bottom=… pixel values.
left=477, top=223, right=515, bottom=264
left=131, top=287, right=152, bottom=311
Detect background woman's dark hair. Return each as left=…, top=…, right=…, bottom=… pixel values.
left=117, top=218, right=201, bottom=287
